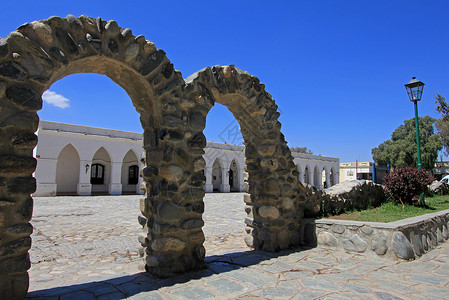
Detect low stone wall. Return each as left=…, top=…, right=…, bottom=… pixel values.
left=303, top=180, right=386, bottom=218
left=300, top=209, right=449, bottom=260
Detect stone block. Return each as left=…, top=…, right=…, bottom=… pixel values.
left=257, top=144, right=276, bottom=157
left=0, top=237, right=31, bottom=256
left=6, top=177, right=36, bottom=194
left=189, top=231, right=205, bottom=244
left=0, top=273, right=29, bottom=300
left=436, top=228, right=443, bottom=242
left=317, top=231, right=338, bottom=247
left=258, top=206, right=280, bottom=219
left=392, top=232, right=414, bottom=260
left=409, top=232, right=422, bottom=256
left=371, top=233, right=388, bottom=255
left=157, top=201, right=185, bottom=223
left=5, top=223, right=33, bottom=236
left=331, top=224, right=345, bottom=234
left=360, top=225, right=373, bottom=235
left=442, top=225, right=448, bottom=239
left=181, top=218, right=204, bottom=230
left=0, top=254, right=30, bottom=274
left=342, top=234, right=367, bottom=253
left=151, top=237, right=185, bottom=252
left=159, top=164, right=183, bottom=182
left=6, top=86, right=42, bottom=111
left=244, top=235, right=254, bottom=248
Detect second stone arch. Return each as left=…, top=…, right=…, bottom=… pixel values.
left=141, top=65, right=307, bottom=276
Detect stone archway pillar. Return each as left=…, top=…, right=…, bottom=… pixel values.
left=204, top=166, right=214, bottom=193
left=77, top=160, right=92, bottom=196
left=309, top=169, right=314, bottom=187
left=109, top=162, right=123, bottom=195
left=220, top=168, right=230, bottom=192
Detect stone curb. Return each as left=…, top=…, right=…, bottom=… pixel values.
left=300, top=209, right=449, bottom=260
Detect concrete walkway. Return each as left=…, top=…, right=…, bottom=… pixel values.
left=26, top=194, right=449, bottom=299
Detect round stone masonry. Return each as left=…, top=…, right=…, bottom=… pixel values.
left=306, top=208, right=449, bottom=260
left=1, top=15, right=311, bottom=298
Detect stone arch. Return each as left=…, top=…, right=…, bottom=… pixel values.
left=184, top=65, right=304, bottom=253
left=0, top=16, right=312, bottom=298
left=55, top=143, right=80, bottom=195
left=0, top=15, right=197, bottom=297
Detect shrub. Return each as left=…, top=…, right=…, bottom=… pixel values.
left=383, top=166, right=434, bottom=207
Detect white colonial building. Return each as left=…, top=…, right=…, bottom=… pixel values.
left=33, top=121, right=340, bottom=196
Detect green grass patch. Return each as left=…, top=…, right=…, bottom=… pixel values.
left=327, top=195, right=449, bottom=223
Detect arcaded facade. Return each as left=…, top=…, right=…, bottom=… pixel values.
left=33, top=121, right=339, bottom=196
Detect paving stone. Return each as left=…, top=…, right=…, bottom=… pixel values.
left=168, top=285, right=214, bottom=299
left=261, top=287, right=297, bottom=298
left=408, top=274, right=448, bottom=286
left=321, top=291, right=376, bottom=299
left=367, top=276, right=415, bottom=294
left=226, top=268, right=275, bottom=287
left=89, top=283, right=122, bottom=296
left=59, top=291, right=95, bottom=300
left=206, top=277, right=246, bottom=294
left=299, top=278, right=344, bottom=291
left=207, top=261, right=240, bottom=273
left=127, top=290, right=164, bottom=300
left=344, top=283, right=372, bottom=295
left=292, top=289, right=329, bottom=299
left=97, top=292, right=127, bottom=300
left=21, top=194, right=449, bottom=300
left=374, top=291, right=406, bottom=300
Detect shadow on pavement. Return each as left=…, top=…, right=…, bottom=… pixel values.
left=26, top=247, right=311, bottom=299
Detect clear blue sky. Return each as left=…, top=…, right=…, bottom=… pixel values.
left=1, top=1, right=448, bottom=162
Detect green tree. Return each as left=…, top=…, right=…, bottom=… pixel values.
left=291, top=146, right=313, bottom=154
left=435, top=94, right=449, bottom=155
left=372, top=116, right=442, bottom=170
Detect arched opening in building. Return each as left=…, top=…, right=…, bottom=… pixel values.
left=330, top=167, right=335, bottom=186
left=229, top=158, right=240, bottom=192
left=304, top=166, right=310, bottom=184
left=121, top=149, right=140, bottom=194
left=55, top=144, right=80, bottom=195
left=212, top=158, right=223, bottom=192
left=90, top=147, right=112, bottom=195
left=321, top=167, right=327, bottom=189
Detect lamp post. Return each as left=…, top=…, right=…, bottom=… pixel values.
left=404, top=76, right=425, bottom=202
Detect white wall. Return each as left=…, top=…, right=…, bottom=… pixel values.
left=33, top=121, right=341, bottom=196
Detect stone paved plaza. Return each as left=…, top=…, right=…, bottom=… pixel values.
left=26, top=193, right=449, bottom=299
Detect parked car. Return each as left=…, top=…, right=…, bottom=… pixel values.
left=440, top=175, right=449, bottom=184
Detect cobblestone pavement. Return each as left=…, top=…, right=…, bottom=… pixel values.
left=26, top=193, right=449, bottom=299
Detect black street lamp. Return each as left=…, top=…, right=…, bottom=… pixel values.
left=404, top=76, right=425, bottom=203
left=404, top=77, right=425, bottom=170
